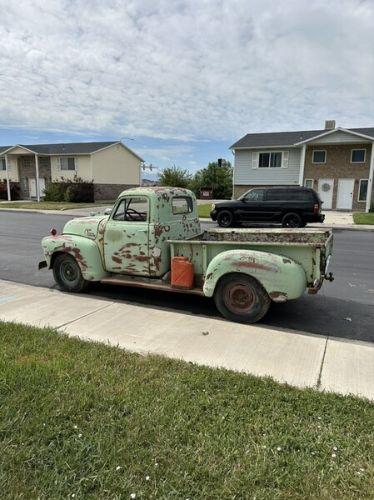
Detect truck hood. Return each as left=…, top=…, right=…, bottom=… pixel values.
left=63, top=215, right=108, bottom=240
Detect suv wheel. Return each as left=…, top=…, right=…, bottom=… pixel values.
left=282, top=212, right=302, bottom=228
left=217, top=210, right=234, bottom=227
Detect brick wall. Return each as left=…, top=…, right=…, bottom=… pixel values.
left=93, top=183, right=138, bottom=201
left=303, top=143, right=372, bottom=211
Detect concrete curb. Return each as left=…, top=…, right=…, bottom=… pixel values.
left=199, top=218, right=374, bottom=231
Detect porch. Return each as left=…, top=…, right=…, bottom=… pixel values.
left=2, top=146, right=52, bottom=200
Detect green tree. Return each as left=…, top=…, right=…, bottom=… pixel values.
left=158, top=165, right=191, bottom=188
left=189, top=160, right=232, bottom=199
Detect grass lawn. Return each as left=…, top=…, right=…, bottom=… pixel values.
left=197, top=203, right=212, bottom=218
left=0, top=322, right=373, bottom=499
left=0, top=201, right=112, bottom=210
left=353, top=212, right=374, bottom=225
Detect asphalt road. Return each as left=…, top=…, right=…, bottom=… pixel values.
left=0, top=210, right=373, bottom=343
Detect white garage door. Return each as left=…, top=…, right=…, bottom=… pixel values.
left=318, top=178, right=334, bottom=209
left=337, top=178, right=354, bottom=210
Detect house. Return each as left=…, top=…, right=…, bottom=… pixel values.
left=230, top=121, right=374, bottom=212
left=0, top=141, right=143, bottom=201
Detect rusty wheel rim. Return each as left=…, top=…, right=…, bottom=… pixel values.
left=224, top=283, right=255, bottom=314
left=60, top=260, right=79, bottom=285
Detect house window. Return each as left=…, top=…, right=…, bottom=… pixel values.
left=358, top=180, right=368, bottom=202
left=312, top=150, right=326, bottom=164
left=351, top=149, right=366, bottom=163
left=0, top=158, right=6, bottom=170
left=59, top=157, right=76, bottom=171
left=304, top=179, right=314, bottom=189
left=258, top=152, right=282, bottom=168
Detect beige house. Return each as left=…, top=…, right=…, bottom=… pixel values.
left=0, top=141, right=143, bottom=201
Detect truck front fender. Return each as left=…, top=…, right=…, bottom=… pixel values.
left=41, top=234, right=108, bottom=281
left=203, top=249, right=307, bottom=302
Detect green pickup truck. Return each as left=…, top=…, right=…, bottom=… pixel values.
left=40, top=187, right=334, bottom=324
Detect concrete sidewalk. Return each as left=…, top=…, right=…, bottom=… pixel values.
left=1, top=279, right=373, bottom=400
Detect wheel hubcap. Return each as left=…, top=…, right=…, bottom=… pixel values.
left=61, top=261, right=79, bottom=284
left=287, top=216, right=298, bottom=227
left=225, top=283, right=255, bottom=314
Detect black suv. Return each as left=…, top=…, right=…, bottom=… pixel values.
left=210, top=187, right=325, bottom=228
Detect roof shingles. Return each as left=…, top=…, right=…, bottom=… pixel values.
left=0, top=141, right=118, bottom=155
left=230, top=127, right=374, bottom=149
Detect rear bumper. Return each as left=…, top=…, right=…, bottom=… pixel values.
left=304, top=213, right=325, bottom=223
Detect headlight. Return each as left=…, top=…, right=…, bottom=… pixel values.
left=211, top=203, right=215, bottom=210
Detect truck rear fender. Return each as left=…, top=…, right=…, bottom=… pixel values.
left=41, top=234, right=107, bottom=281
left=203, top=249, right=307, bottom=302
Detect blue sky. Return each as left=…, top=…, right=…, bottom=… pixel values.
left=1, top=0, right=373, bottom=177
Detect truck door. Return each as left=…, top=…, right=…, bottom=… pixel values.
left=104, top=195, right=150, bottom=275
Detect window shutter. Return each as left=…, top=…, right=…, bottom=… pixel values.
left=252, top=152, right=259, bottom=169
left=282, top=151, right=289, bottom=168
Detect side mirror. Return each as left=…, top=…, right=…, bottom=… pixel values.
left=104, top=207, right=113, bottom=215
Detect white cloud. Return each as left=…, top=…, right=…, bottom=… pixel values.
left=0, top=0, right=373, bottom=143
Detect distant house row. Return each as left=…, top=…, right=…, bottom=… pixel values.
left=0, top=141, right=143, bottom=200
left=231, top=121, right=374, bottom=212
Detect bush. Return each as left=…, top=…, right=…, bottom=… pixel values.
left=158, top=165, right=191, bottom=188
left=44, top=176, right=94, bottom=203
left=0, top=181, right=21, bottom=200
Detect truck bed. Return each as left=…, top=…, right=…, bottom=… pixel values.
left=185, top=228, right=332, bottom=246
left=169, top=228, right=333, bottom=287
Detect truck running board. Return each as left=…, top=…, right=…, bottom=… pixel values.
left=100, top=275, right=204, bottom=296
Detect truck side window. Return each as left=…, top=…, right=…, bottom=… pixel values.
left=172, top=196, right=193, bottom=214
left=112, top=196, right=149, bottom=222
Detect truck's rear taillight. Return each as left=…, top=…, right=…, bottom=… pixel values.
left=313, top=204, right=319, bottom=214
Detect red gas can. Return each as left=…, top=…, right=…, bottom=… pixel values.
left=171, top=256, right=194, bottom=289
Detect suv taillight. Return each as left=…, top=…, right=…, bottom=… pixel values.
left=313, top=203, right=319, bottom=214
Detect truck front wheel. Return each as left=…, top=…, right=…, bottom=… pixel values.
left=214, top=273, right=271, bottom=324
left=53, top=253, right=88, bottom=293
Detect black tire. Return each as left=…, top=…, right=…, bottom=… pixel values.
left=217, top=210, right=234, bottom=227
left=282, top=212, right=303, bottom=228
left=53, top=253, right=88, bottom=293
left=214, top=273, right=271, bottom=324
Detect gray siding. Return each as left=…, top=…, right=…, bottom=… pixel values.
left=311, top=131, right=371, bottom=144
left=234, top=147, right=302, bottom=186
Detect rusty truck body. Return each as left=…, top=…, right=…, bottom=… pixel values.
left=39, top=187, right=333, bottom=323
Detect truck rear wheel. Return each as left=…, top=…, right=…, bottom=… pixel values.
left=214, top=273, right=271, bottom=324
left=53, top=253, right=88, bottom=293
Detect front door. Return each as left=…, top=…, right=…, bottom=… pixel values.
left=337, top=178, right=354, bottom=210
left=104, top=195, right=150, bottom=275
left=237, top=188, right=268, bottom=220
left=318, top=178, right=334, bottom=209
left=28, top=178, right=46, bottom=198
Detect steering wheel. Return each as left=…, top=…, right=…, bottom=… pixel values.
left=125, top=207, right=143, bottom=220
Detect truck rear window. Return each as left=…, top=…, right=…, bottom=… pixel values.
left=172, top=197, right=193, bottom=215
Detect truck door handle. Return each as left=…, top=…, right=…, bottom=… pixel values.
left=137, top=229, right=147, bottom=233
